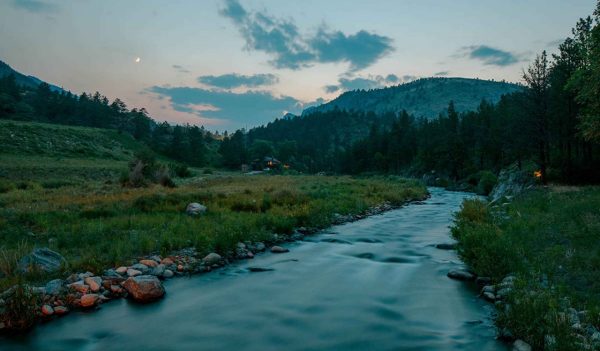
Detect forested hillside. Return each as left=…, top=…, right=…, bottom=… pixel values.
left=302, top=77, right=522, bottom=118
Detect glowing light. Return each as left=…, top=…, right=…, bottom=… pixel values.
left=534, top=170, right=542, bottom=178
left=135, top=57, right=141, bottom=63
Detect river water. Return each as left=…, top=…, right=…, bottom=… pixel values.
left=3, top=188, right=508, bottom=351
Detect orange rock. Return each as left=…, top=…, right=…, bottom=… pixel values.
left=80, top=294, right=99, bottom=308
left=139, top=259, right=158, bottom=268
left=161, top=257, right=174, bottom=265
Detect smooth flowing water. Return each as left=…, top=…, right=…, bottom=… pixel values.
left=3, top=188, right=508, bottom=351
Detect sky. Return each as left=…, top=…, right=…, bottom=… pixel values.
left=0, top=0, right=595, bottom=131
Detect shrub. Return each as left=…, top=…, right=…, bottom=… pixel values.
left=2, top=281, right=40, bottom=331
left=231, top=199, right=261, bottom=212
left=155, top=166, right=176, bottom=188
left=170, top=163, right=192, bottom=178
left=0, top=179, right=15, bottom=193
left=477, top=171, right=498, bottom=195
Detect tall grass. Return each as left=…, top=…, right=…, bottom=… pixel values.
left=451, top=186, right=600, bottom=348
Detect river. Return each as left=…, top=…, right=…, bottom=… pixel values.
left=2, top=188, right=508, bottom=351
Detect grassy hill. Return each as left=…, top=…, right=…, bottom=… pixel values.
left=302, top=77, right=522, bottom=118
left=0, top=120, right=151, bottom=183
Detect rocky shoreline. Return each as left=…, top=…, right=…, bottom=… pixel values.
left=0, top=198, right=423, bottom=334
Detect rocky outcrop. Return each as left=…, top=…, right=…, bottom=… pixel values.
left=18, top=248, right=66, bottom=273
left=121, top=275, right=165, bottom=303
left=489, top=164, right=536, bottom=203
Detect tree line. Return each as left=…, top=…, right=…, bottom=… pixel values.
left=0, top=77, right=215, bottom=167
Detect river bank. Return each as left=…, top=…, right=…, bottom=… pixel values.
left=1, top=188, right=508, bottom=351
left=450, top=185, right=600, bottom=350
left=0, top=175, right=427, bottom=333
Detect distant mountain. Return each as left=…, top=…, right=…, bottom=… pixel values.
left=301, top=77, right=522, bottom=119
left=0, top=60, right=63, bottom=92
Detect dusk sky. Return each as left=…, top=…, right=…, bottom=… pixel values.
left=0, top=0, right=595, bottom=131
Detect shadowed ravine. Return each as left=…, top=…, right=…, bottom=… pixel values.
left=2, top=188, right=508, bottom=351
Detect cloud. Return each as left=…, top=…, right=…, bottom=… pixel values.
left=434, top=71, right=450, bottom=76
left=11, top=0, right=58, bottom=13
left=198, top=73, right=279, bottom=89
left=461, top=45, right=519, bottom=66
left=148, top=85, right=302, bottom=128
left=220, top=0, right=393, bottom=72
left=324, top=74, right=415, bottom=93
left=172, top=65, right=190, bottom=74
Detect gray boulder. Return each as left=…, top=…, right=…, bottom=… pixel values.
left=44, top=279, right=64, bottom=295
left=186, top=203, right=207, bottom=216
left=447, top=269, right=476, bottom=281
left=489, top=164, right=536, bottom=203
left=18, top=248, right=66, bottom=273
left=202, top=253, right=222, bottom=266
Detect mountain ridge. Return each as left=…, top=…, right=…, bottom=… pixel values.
left=300, top=77, right=522, bottom=119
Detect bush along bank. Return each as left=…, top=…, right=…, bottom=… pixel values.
left=450, top=186, right=600, bottom=351
left=0, top=189, right=427, bottom=334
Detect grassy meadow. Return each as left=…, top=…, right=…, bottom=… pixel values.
left=451, top=186, right=600, bottom=350
left=0, top=122, right=426, bottom=292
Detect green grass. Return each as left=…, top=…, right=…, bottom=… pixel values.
left=451, top=186, right=600, bottom=349
left=0, top=120, right=148, bottom=160
left=0, top=174, right=426, bottom=291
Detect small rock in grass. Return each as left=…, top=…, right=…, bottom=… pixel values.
left=202, top=253, right=221, bottom=266
left=496, top=288, right=512, bottom=299
left=80, top=294, right=99, bottom=308
left=186, top=203, right=207, bottom=216
left=127, top=269, right=142, bottom=277
left=41, top=304, right=54, bottom=316
left=270, top=246, right=289, bottom=254
left=53, top=306, right=69, bottom=315
left=513, top=339, right=532, bottom=351
left=447, top=269, right=476, bottom=281
left=116, top=266, right=128, bottom=275
left=139, top=259, right=158, bottom=268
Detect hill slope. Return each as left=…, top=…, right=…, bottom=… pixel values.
left=0, top=60, right=63, bottom=91
left=302, top=77, right=522, bottom=118
left=0, top=120, right=151, bottom=182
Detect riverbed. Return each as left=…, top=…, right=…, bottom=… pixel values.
left=2, top=188, right=508, bottom=350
